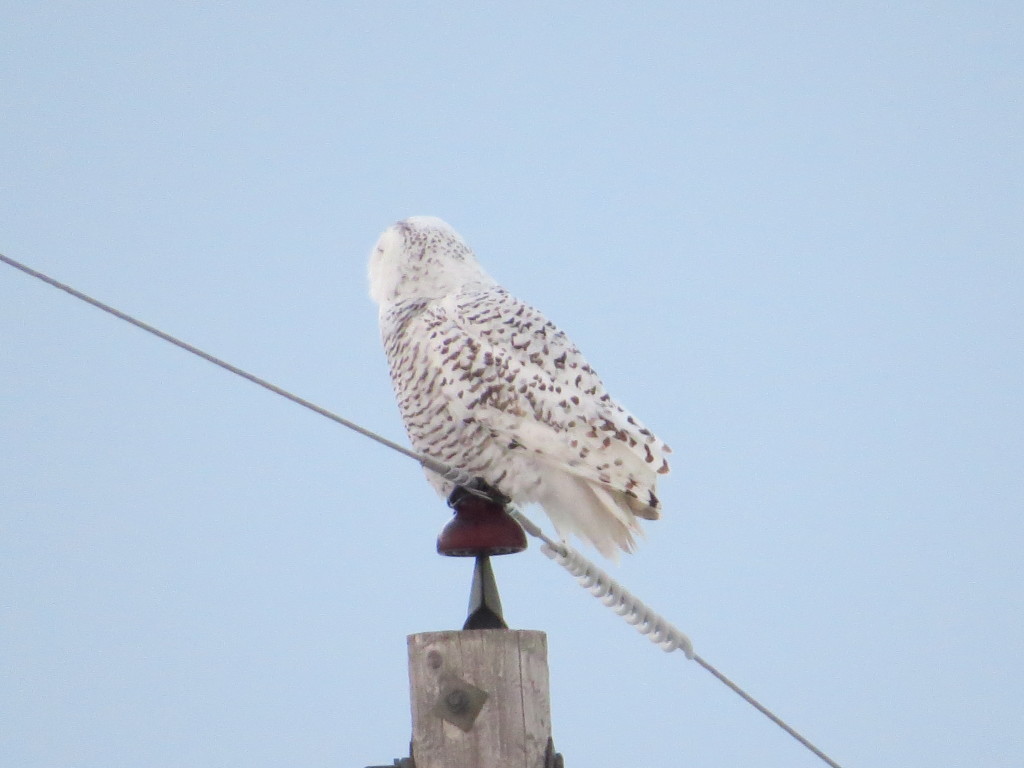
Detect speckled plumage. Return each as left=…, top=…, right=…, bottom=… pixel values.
left=369, top=217, right=671, bottom=557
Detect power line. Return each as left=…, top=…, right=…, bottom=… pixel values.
left=1, top=251, right=846, bottom=768
left=692, top=655, right=844, bottom=768
left=0, top=253, right=474, bottom=488
left=513, top=511, right=844, bottom=768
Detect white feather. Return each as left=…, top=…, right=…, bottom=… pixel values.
left=369, top=216, right=671, bottom=557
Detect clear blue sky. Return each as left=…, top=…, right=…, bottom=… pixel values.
left=2, top=3, right=1021, bottom=766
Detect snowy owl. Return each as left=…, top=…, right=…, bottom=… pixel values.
left=369, top=216, right=671, bottom=557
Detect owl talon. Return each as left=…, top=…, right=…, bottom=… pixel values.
left=448, top=478, right=511, bottom=508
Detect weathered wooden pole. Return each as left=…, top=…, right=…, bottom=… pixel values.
left=401, top=483, right=561, bottom=768
left=407, top=628, right=553, bottom=768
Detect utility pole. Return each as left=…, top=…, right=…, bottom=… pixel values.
left=369, top=483, right=564, bottom=768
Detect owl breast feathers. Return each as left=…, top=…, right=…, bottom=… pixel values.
left=369, top=216, right=671, bottom=558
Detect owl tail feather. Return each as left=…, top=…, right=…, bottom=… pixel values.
left=536, top=471, right=645, bottom=559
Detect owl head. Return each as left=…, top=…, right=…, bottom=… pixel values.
left=368, top=216, right=493, bottom=306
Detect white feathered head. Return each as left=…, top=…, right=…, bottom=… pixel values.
left=369, top=216, right=494, bottom=306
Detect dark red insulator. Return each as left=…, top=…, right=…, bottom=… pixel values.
left=437, top=492, right=527, bottom=557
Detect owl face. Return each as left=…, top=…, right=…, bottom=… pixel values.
left=368, top=217, right=490, bottom=305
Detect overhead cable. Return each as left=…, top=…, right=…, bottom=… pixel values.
left=1, top=251, right=845, bottom=768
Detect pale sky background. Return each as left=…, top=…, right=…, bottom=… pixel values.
left=2, top=3, right=1022, bottom=767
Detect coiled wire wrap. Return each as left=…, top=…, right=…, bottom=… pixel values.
left=540, top=543, right=695, bottom=657
left=509, top=510, right=694, bottom=658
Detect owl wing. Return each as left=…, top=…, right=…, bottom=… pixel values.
left=423, top=286, right=670, bottom=516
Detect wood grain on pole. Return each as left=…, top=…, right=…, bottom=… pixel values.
left=408, top=629, right=551, bottom=768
